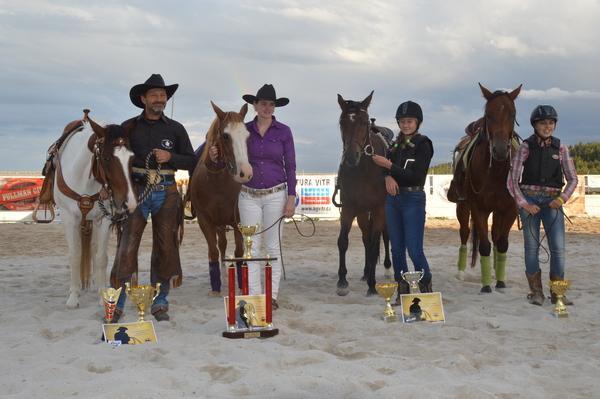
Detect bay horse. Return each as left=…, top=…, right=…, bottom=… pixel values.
left=52, top=110, right=136, bottom=308
left=189, top=102, right=253, bottom=295
left=335, top=91, right=390, bottom=296
left=456, top=83, right=522, bottom=293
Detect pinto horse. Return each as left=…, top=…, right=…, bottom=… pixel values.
left=456, top=83, right=522, bottom=293
left=53, top=111, right=136, bottom=308
left=189, top=102, right=253, bottom=294
left=335, top=91, right=390, bottom=296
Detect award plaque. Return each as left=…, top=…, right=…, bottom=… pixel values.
left=102, top=321, right=157, bottom=345
left=399, top=292, right=445, bottom=324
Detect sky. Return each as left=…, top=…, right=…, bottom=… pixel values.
left=1, top=0, right=599, bottom=173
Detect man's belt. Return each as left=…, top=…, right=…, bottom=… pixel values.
left=132, top=167, right=175, bottom=185
left=240, top=183, right=287, bottom=197
left=398, top=186, right=424, bottom=192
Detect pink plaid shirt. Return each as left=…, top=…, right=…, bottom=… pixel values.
left=507, top=138, right=578, bottom=208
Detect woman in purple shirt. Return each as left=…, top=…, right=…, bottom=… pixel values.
left=209, top=84, right=296, bottom=309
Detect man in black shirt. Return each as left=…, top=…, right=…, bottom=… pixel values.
left=110, top=74, right=196, bottom=322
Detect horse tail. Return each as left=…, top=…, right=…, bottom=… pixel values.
left=80, top=220, right=93, bottom=289
left=470, top=217, right=479, bottom=268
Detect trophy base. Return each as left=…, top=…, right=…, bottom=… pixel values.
left=381, top=314, right=398, bottom=322
left=222, top=328, right=279, bottom=339
left=553, top=311, right=569, bottom=318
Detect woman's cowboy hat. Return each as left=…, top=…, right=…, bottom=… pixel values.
left=129, top=74, right=179, bottom=109
left=242, top=84, right=289, bottom=107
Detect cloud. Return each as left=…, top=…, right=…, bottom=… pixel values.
left=521, top=88, right=600, bottom=100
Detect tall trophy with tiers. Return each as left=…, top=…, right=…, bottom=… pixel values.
left=221, top=224, right=279, bottom=339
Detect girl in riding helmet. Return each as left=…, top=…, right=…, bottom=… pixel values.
left=373, top=101, right=434, bottom=304
left=507, top=105, right=578, bottom=306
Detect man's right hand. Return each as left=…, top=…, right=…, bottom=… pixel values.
left=209, top=146, right=219, bottom=163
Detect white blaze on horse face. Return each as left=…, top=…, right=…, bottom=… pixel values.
left=114, top=146, right=137, bottom=212
left=225, top=121, right=253, bottom=183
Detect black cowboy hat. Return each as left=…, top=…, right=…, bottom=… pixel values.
left=129, top=74, right=179, bottom=109
left=412, top=297, right=421, bottom=303
left=242, top=84, right=289, bottom=107
left=116, top=326, right=128, bottom=332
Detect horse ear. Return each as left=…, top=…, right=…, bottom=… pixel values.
left=361, top=90, right=374, bottom=108
left=211, top=101, right=226, bottom=119
left=478, top=83, right=494, bottom=100
left=239, top=103, right=248, bottom=118
left=337, top=94, right=346, bottom=110
left=83, top=109, right=105, bottom=137
left=508, top=84, right=523, bottom=101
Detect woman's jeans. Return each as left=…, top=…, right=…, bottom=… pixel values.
left=518, top=193, right=565, bottom=278
left=385, top=191, right=431, bottom=282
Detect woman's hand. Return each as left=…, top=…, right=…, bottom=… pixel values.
left=283, top=195, right=296, bottom=218
left=548, top=198, right=563, bottom=209
left=522, top=203, right=540, bottom=215
left=372, top=154, right=392, bottom=169
left=385, top=175, right=398, bottom=196
left=208, top=146, right=219, bottom=163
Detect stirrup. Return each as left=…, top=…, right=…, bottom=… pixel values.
left=32, top=202, right=55, bottom=223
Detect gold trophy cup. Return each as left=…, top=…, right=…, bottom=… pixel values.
left=238, top=224, right=260, bottom=259
left=125, top=282, right=161, bottom=322
left=101, top=287, right=122, bottom=323
left=375, top=281, right=398, bottom=322
left=402, top=271, right=424, bottom=293
left=549, top=280, right=570, bottom=318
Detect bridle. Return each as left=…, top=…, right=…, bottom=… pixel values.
left=341, top=102, right=375, bottom=164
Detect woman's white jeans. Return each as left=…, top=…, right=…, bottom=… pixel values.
left=238, top=189, right=287, bottom=299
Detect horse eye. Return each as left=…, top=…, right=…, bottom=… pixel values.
left=223, top=133, right=231, bottom=141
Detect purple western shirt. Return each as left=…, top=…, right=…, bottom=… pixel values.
left=245, top=116, right=297, bottom=196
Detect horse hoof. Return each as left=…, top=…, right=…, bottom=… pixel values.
left=336, top=287, right=349, bottom=296
left=455, top=270, right=466, bottom=281
left=366, top=287, right=377, bottom=297
left=480, top=286, right=492, bottom=294
left=66, top=296, right=79, bottom=309
left=207, top=291, right=221, bottom=297
left=495, top=281, right=506, bottom=290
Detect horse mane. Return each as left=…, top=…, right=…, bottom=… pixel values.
left=199, top=117, right=221, bottom=163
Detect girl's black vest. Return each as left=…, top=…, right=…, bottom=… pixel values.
left=388, top=133, right=433, bottom=187
left=520, top=134, right=564, bottom=188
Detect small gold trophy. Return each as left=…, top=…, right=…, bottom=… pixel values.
left=238, top=224, right=259, bottom=259
left=549, top=280, right=570, bottom=318
left=402, top=271, right=424, bottom=293
left=375, top=281, right=398, bottom=322
left=125, top=282, right=161, bottom=322
left=101, top=287, right=122, bottom=323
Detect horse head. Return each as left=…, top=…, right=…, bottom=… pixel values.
left=85, top=111, right=137, bottom=214
left=207, top=102, right=253, bottom=183
left=479, top=83, right=522, bottom=162
left=337, top=91, right=374, bottom=167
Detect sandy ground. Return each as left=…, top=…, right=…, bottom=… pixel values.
left=1, top=217, right=600, bottom=398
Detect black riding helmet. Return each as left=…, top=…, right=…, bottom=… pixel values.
left=395, top=101, right=423, bottom=128
left=530, top=105, right=558, bottom=126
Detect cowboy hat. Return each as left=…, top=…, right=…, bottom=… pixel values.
left=129, top=74, right=179, bottom=109
left=242, top=84, right=289, bottom=107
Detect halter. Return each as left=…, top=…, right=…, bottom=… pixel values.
left=340, top=103, right=376, bottom=162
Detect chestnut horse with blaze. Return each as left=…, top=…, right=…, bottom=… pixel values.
left=189, top=103, right=253, bottom=295
left=455, top=83, right=522, bottom=292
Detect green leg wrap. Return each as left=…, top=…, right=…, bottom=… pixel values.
left=457, top=245, right=468, bottom=272
left=480, top=255, right=492, bottom=287
left=493, top=246, right=498, bottom=271
left=495, top=252, right=507, bottom=282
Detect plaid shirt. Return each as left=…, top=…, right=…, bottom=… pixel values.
left=507, top=137, right=578, bottom=208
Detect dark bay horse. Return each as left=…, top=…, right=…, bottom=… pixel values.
left=456, top=83, right=522, bottom=293
left=189, top=102, right=253, bottom=295
left=335, top=91, right=390, bottom=296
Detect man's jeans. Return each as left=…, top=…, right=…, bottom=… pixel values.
left=385, top=191, right=431, bottom=282
left=518, top=192, right=565, bottom=278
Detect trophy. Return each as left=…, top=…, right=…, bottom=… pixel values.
left=549, top=280, right=570, bottom=318
left=375, top=281, right=398, bottom=322
left=101, top=287, right=122, bottom=323
left=125, top=282, right=161, bottom=322
left=238, top=224, right=259, bottom=259
left=402, top=271, right=424, bottom=293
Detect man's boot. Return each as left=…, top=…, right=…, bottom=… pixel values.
left=550, top=274, right=574, bottom=305
left=526, top=271, right=544, bottom=306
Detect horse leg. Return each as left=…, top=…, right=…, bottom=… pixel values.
left=473, top=209, right=493, bottom=293
left=492, top=210, right=516, bottom=290
left=64, top=221, right=82, bottom=308
left=368, top=206, right=386, bottom=296
left=456, top=201, right=470, bottom=280
left=336, top=209, right=354, bottom=296
left=357, top=212, right=377, bottom=296
left=92, top=218, right=110, bottom=305
left=198, top=219, right=221, bottom=295
left=382, top=226, right=392, bottom=278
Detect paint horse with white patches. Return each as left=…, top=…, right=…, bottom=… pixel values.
left=189, top=103, right=253, bottom=294
left=52, top=110, right=137, bottom=308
